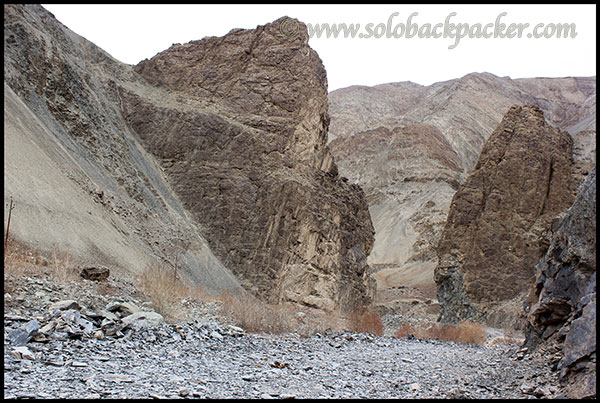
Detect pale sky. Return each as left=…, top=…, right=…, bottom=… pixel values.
left=42, top=4, right=596, bottom=91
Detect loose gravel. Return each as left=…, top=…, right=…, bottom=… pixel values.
left=4, top=267, right=560, bottom=399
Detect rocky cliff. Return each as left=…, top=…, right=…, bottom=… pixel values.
left=524, top=168, right=596, bottom=399
left=120, top=17, right=375, bottom=312
left=434, top=105, right=577, bottom=328
left=328, top=73, right=595, bottom=314
left=4, top=5, right=375, bottom=313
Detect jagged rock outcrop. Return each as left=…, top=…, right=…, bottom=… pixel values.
left=119, top=17, right=375, bottom=312
left=524, top=168, right=596, bottom=399
left=328, top=73, right=596, bottom=314
left=434, top=105, right=577, bottom=328
left=4, top=5, right=375, bottom=311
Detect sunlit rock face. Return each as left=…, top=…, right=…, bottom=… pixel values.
left=4, top=4, right=376, bottom=312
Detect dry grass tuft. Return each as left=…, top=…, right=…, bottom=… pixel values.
left=49, top=249, right=79, bottom=282
left=455, top=320, right=487, bottom=345
left=218, top=291, right=297, bottom=334
left=4, top=238, right=78, bottom=281
left=347, top=306, right=384, bottom=336
left=394, top=320, right=486, bottom=345
left=137, top=263, right=189, bottom=322
left=4, top=238, right=45, bottom=275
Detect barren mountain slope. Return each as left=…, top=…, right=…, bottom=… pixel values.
left=328, top=73, right=595, bottom=314
left=4, top=4, right=242, bottom=294
left=4, top=4, right=377, bottom=313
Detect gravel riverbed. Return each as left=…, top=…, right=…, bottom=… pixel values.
left=3, top=320, right=560, bottom=399
left=4, top=267, right=560, bottom=399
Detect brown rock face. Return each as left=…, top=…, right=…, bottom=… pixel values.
left=328, top=73, right=595, bottom=314
left=4, top=5, right=374, bottom=311
left=524, top=168, right=596, bottom=399
left=434, top=105, right=577, bottom=327
left=120, top=17, right=375, bottom=312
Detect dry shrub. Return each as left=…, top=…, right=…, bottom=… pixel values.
left=186, top=284, right=220, bottom=304
left=137, top=263, right=188, bottom=322
left=456, top=320, right=487, bottom=345
left=3, top=238, right=78, bottom=281
left=218, top=291, right=296, bottom=335
left=4, top=238, right=46, bottom=275
left=394, top=320, right=486, bottom=345
left=394, top=322, right=421, bottom=338
left=347, top=306, right=384, bottom=336
left=50, top=248, right=79, bottom=282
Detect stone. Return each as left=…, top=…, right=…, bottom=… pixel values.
left=106, top=302, right=142, bottom=316
left=7, top=319, right=40, bottom=345
left=50, top=300, right=82, bottom=312
left=520, top=382, right=535, bottom=394
left=434, top=105, right=576, bottom=328
left=12, top=346, right=36, bottom=361
left=524, top=169, right=596, bottom=399
left=39, top=321, right=56, bottom=334
left=80, top=266, right=110, bottom=281
left=43, top=359, right=65, bottom=367
left=121, top=311, right=165, bottom=328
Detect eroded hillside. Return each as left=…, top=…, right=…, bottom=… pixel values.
left=4, top=4, right=375, bottom=312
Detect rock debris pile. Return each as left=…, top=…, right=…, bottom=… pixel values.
left=4, top=270, right=560, bottom=399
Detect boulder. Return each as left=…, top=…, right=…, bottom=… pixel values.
left=80, top=266, right=110, bottom=281
left=121, top=311, right=165, bottom=328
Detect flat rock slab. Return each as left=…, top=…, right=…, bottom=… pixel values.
left=80, top=266, right=110, bottom=281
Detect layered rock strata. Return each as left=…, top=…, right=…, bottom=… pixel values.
left=524, top=168, right=596, bottom=399
left=434, top=105, right=577, bottom=327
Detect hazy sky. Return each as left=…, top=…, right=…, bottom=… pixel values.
left=42, top=4, right=596, bottom=91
